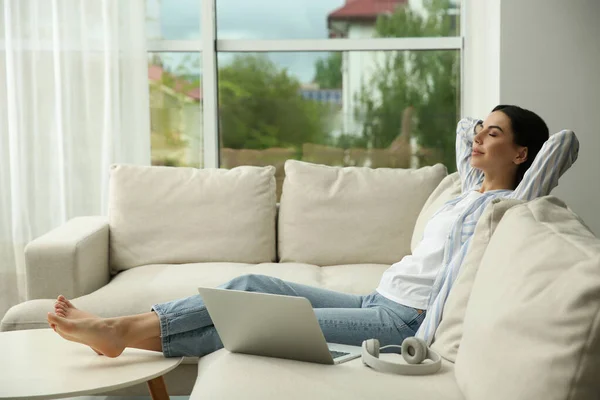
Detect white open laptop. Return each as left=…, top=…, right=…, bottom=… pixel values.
left=197, top=287, right=362, bottom=365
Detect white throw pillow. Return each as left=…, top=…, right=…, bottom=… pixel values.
left=411, top=172, right=462, bottom=253
left=109, top=164, right=277, bottom=272
left=278, top=160, right=447, bottom=266
left=431, top=198, right=524, bottom=362
left=455, top=196, right=600, bottom=400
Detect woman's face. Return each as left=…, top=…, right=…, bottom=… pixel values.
left=470, top=111, right=528, bottom=174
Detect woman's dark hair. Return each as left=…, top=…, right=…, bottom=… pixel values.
left=492, top=105, right=549, bottom=187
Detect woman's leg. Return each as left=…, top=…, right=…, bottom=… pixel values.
left=315, top=292, right=426, bottom=350
left=48, top=274, right=369, bottom=358
left=152, top=274, right=364, bottom=338
left=154, top=274, right=366, bottom=357
left=158, top=292, right=426, bottom=358
left=128, top=335, right=164, bottom=352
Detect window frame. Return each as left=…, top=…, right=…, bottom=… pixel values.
left=146, top=0, right=466, bottom=168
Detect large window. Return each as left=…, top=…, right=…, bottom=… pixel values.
left=146, top=0, right=463, bottom=193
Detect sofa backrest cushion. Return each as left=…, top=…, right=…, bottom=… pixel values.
left=109, top=164, right=277, bottom=272
left=455, top=196, right=600, bottom=400
left=430, top=198, right=524, bottom=362
left=277, top=160, right=447, bottom=266
left=411, top=172, right=462, bottom=253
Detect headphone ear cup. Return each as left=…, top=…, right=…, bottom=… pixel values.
left=365, top=338, right=380, bottom=358
left=401, top=337, right=427, bottom=364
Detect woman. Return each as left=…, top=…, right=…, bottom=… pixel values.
left=48, top=105, right=579, bottom=358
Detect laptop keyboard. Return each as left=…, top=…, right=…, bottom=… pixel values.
left=329, top=350, right=350, bottom=359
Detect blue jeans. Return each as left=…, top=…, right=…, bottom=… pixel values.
left=151, top=274, right=426, bottom=358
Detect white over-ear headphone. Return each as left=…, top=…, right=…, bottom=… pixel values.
left=361, top=337, right=442, bottom=375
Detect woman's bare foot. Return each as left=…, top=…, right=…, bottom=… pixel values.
left=52, top=295, right=103, bottom=356
left=47, top=313, right=126, bottom=358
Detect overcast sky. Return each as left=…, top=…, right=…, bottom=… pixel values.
left=147, top=0, right=346, bottom=83
left=145, top=0, right=437, bottom=83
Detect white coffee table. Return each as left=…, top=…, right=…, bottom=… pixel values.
left=0, top=328, right=183, bottom=399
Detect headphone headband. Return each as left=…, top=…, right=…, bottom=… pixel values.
left=361, top=337, right=442, bottom=376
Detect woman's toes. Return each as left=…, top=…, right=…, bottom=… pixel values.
left=48, top=317, right=58, bottom=331
left=58, top=296, right=74, bottom=308
left=47, top=312, right=66, bottom=327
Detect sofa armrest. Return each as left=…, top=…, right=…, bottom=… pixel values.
left=24, top=217, right=110, bottom=300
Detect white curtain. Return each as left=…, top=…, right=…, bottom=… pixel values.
left=0, top=0, right=150, bottom=319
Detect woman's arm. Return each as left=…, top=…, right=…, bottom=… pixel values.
left=511, top=130, right=579, bottom=200
left=456, top=117, right=484, bottom=193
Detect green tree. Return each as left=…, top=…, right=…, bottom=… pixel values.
left=218, top=54, right=331, bottom=150
left=357, top=0, right=460, bottom=170
left=313, top=52, right=343, bottom=89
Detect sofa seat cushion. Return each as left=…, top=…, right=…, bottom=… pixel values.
left=191, top=350, right=464, bottom=400
left=1, top=262, right=389, bottom=331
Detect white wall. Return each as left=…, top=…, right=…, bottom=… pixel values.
left=465, top=0, right=600, bottom=234
left=500, top=0, right=600, bottom=235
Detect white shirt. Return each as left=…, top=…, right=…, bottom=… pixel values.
left=376, top=190, right=483, bottom=310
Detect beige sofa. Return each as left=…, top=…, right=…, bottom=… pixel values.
left=2, top=161, right=600, bottom=400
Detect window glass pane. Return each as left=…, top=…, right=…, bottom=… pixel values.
left=146, top=0, right=200, bottom=40
left=148, top=53, right=203, bottom=168
left=216, top=0, right=460, bottom=39
left=218, top=50, right=459, bottom=199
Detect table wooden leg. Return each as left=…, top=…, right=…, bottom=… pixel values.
left=147, top=375, right=169, bottom=400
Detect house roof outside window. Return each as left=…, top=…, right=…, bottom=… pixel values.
left=327, top=0, right=406, bottom=37
left=328, top=0, right=406, bottom=22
